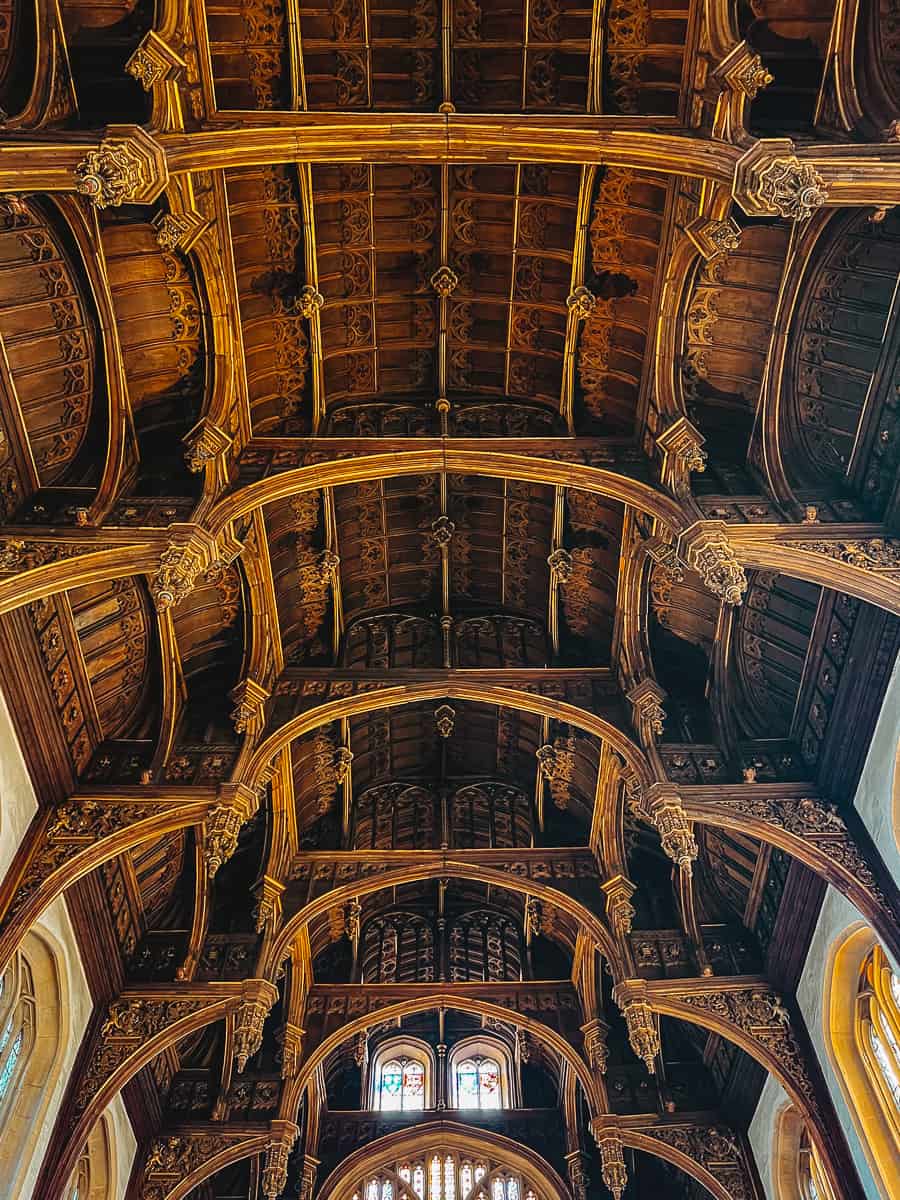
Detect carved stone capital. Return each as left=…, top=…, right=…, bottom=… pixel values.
left=734, top=139, right=828, bottom=221
left=679, top=521, right=748, bottom=606
left=126, top=31, right=187, bottom=90
left=628, top=678, right=667, bottom=741
left=591, top=1125, right=628, bottom=1200
left=74, top=125, right=168, bottom=209
left=234, top=978, right=280, bottom=1072
left=229, top=677, right=271, bottom=737
left=184, top=417, right=233, bottom=474
left=656, top=415, right=707, bottom=483
left=153, top=209, right=210, bottom=253
left=280, top=1021, right=305, bottom=1078
left=644, top=785, right=698, bottom=869
left=713, top=40, right=773, bottom=99
left=252, top=875, right=284, bottom=934
left=685, top=215, right=742, bottom=259
left=565, top=1151, right=591, bottom=1200
left=150, top=524, right=226, bottom=613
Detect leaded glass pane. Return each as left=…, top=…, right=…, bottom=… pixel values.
left=0, top=1027, right=23, bottom=1100
left=869, top=1024, right=900, bottom=1110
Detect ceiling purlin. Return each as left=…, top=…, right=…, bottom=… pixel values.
left=297, top=166, right=325, bottom=431
left=441, top=0, right=452, bottom=105
left=586, top=0, right=606, bottom=113
left=213, top=171, right=256, bottom=441
left=503, top=164, right=524, bottom=398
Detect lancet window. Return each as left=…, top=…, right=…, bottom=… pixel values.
left=859, top=944, right=900, bottom=1121
left=448, top=1039, right=515, bottom=1109
left=0, top=952, right=35, bottom=1113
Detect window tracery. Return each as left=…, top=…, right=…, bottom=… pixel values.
left=0, top=952, right=35, bottom=1113
left=348, top=1150, right=541, bottom=1200
left=448, top=1038, right=515, bottom=1109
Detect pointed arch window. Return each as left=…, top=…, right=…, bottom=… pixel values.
left=859, top=945, right=900, bottom=1120
left=0, top=951, right=35, bottom=1114
left=345, top=1149, right=543, bottom=1200
left=369, top=1038, right=434, bottom=1111
left=448, top=1038, right=515, bottom=1109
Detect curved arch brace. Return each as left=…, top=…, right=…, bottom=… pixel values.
left=38, top=988, right=243, bottom=1200
left=681, top=788, right=900, bottom=968
left=649, top=983, right=856, bottom=1200
left=0, top=793, right=214, bottom=974
left=621, top=1130, right=733, bottom=1200
left=293, top=994, right=603, bottom=1116
left=0, top=542, right=165, bottom=617
left=134, top=1131, right=271, bottom=1200
left=207, top=451, right=686, bottom=536
left=269, top=861, right=618, bottom=978
left=245, top=682, right=654, bottom=792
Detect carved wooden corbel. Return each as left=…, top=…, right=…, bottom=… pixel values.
left=184, top=417, right=234, bottom=475
left=229, top=677, right=271, bottom=738
left=656, top=416, right=707, bottom=495
left=678, top=521, right=748, bottom=605
left=126, top=31, right=187, bottom=90
left=612, top=979, right=661, bottom=1073
left=685, top=215, right=742, bottom=259
left=153, top=207, right=211, bottom=253
left=627, top=679, right=667, bottom=745
left=233, top=977, right=280, bottom=1072
left=589, top=1121, right=628, bottom=1200
left=206, top=782, right=258, bottom=878
left=580, top=1016, right=610, bottom=1074
left=262, top=1120, right=300, bottom=1200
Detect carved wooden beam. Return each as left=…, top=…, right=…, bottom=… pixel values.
left=643, top=976, right=865, bottom=1200
left=36, top=982, right=250, bottom=1200
left=7, top=123, right=900, bottom=210
left=129, top=1123, right=272, bottom=1200
left=0, top=786, right=216, bottom=973
left=680, top=783, right=900, bottom=966
left=618, top=1118, right=764, bottom=1200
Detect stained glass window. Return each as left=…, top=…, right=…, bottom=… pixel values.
left=350, top=1151, right=537, bottom=1200
left=861, top=944, right=900, bottom=1124
left=455, top=1056, right=501, bottom=1109
left=0, top=953, right=34, bottom=1113
left=376, top=1057, right=426, bottom=1112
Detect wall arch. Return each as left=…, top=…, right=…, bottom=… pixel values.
left=824, top=922, right=896, bottom=1200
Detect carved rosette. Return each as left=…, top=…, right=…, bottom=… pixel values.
left=431, top=516, right=456, bottom=548
left=430, top=265, right=459, bottom=297
left=233, top=979, right=279, bottom=1072
left=566, top=286, right=596, bottom=320
left=581, top=1017, right=610, bottom=1073
left=435, top=704, right=456, bottom=738
left=295, top=285, right=325, bottom=318
left=74, top=126, right=167, bottom=209
left=334, top=746, right=354, bottom=785
left=734, top=141, right=828, bottom=222
left=680, top=524, right=748, bottom=606
left=547, top=547, right=574, bottom=584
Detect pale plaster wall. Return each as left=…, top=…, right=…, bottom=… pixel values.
left=0, top=689, right=136, bottom=1198
left=748, top=656, right=900, bottom=1199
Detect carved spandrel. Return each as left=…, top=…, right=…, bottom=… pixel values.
left=673, top=986, right=820, bottom=1120
left=136, top=1129, right=267, bottom=1200
left=636, top=1125, right=756, bottom=1200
